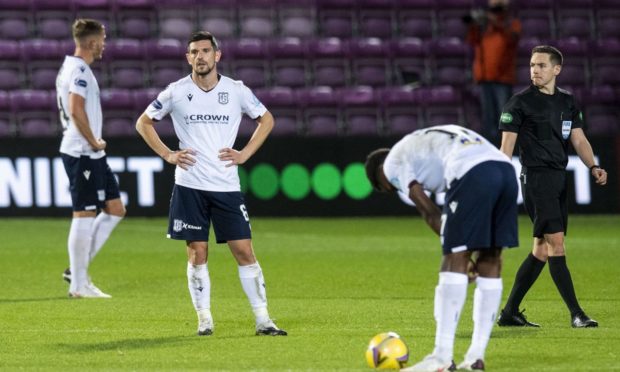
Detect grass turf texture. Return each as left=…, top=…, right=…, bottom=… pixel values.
left=0, top=216, right=618, bottom=371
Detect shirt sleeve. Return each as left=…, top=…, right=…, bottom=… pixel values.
left=144, top=86, right=173, bottom=121
left=383, top=147, right=417, bottom=194
left=68, top=66, right=89, bottom=99
left=239, top=84, right=267, bottom=120
left=570, top=96, right=584, bottom=129
left=498, top=95, right=523, bottom=132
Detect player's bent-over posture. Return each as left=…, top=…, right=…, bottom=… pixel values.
left=136, top=31, right=286, bottom=336
left=366, top=125, right=519, bottom=371
left=57, top=18, right=126, bottom=298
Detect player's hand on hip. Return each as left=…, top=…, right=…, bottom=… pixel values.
left=166, top=149, right=196, bottom=170
left=218, top=148, right=246, bottom=167
left=592, top=167, right=607, bottom=186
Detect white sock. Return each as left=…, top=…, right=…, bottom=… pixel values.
left=68, top=217, right=94, bottom=292
left=90, top=212, right=123, bottom=262
left=432, top=272, right=468, bottom=363
left=187, top=262, right=211, bottom=312
left=465, top=277, right=502, bottom=362
left=238, top=262, right=270, bottom=325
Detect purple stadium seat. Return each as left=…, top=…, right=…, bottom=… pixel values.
left=279, top=6, right=315, bottom=38
left=105, top=39, right=143, bottom=60
left=74, top=0, right=111, bottom=8
left=254, top=87, right=301, bottom=136
left=145, top=38, right=185, bottom=59
left=0, top=40, right=24, bottom=89
left=268, top=37, right=308, bottom=87
left=116, top=0, right=154, bottom=8
left=237, top=116, right=257, bottom=137
left=20, top=39, right=64, bottom=90
left=359, top=9, right=393, bottom=38
left=390, top=37, right=427, bottom=85
left=0, top=16, right=30, bottom=40
left=420, top=85, right=464, bottom=125
left=230, top=38, right=269, bottom=88
left=240, top=8, right=275, bottom=38
left=19, top=119, right=57, bottom=137
left=104, top=118, right=136, bottom=137
left=558, top=63, right=587, bottom=87
left=101, top=89, right=134, bottom=110
left=199, top=7, right=236, bottom=39
left=518, top=37, right=544, bottom=58
left=10, top=90, right=58, bottom=137
left=319, top=9, right=355, bottom=38
left=159, top=9, right=194, bottom=40
left=36, top=14, right=72, bottom=39
left=379, top=86, right=422, bottom=135
left=31, top=0, right=72, bottom=9
left=556, top=12, right=593, bottom=39
left=516, top=65, right=531, bottom=86
left=0, top=90, right=13, bottom=137
left=583, top=86, right=618, bottom=135
left=436, top=11, right=468, bottom=38
left=309, top=38, right=350, bottom=87
left=349, top=38, right=391, bottom=87
left=428, top=37, right=470, bottom=86
left=339, top=86, right=381, bottom=136
left=554, top=37, right=587, bottom=57
left=297, top=86, right=340, bottom=136
left=399, top=11, right=434, bottom=39
left=133, top=87, right=161, bottom=112
left=519, top=15, right=553, bottom=39
left=597, top=10, right=620, bottom=39
left=118, top=12, right=154, bottom=39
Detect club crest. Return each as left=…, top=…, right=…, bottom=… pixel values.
left=218, top=92, right=229, bottom=104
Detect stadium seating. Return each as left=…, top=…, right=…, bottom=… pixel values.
left=0, top=0, right=617, bottom=138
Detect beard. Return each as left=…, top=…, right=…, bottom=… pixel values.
left=194, top=62, right=214, bottom=76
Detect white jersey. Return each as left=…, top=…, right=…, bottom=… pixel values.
left=383, top=125, right=511, bottom=194
left=145, top=74, right=267, bottom=192
left=56, top=55, right=104, bottom=159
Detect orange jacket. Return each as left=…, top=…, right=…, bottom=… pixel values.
left=467, top=14, right=521, bottom=84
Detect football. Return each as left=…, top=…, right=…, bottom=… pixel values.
left=365, top=332, right=409, bottom=369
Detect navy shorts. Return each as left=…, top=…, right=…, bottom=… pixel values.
left=61, top=154, right=121, bottom=212
left=441, top=161, right=519, bottom=255
left=167, top=184, right=252, bottom=243
left=520, top=167, right=568, bottom=238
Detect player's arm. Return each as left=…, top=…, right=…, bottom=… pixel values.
left=570, top=128, right=607, bottom=185
left=219, top=110, right=274, bottom=167
left=499, top=131, right=518, bottom=159
left=135, top=113, right=195, bottom=170
left=68, top=93, right=105, bottom=151
left=408, top=182, right=442, bottom=235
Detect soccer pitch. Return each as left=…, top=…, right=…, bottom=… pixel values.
left=0, top=216, right=618, bottom=371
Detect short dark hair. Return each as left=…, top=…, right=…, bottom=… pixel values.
left=72, top=18, right=104, bottom=41
left=532, top=45, right=563, bottom=66
left=365, top=148, right=390, bottom=192
left=187, top=31, right=219, bottom=51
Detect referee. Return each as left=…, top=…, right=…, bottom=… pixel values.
left=496, top=45, right=607, bottom=328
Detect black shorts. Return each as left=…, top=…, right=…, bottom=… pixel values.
left=520, top=167, right=568, bottom=238
left=441, top=161, right=519, bottom=255
left=167, top=184, right=252, bottom=243
left=61, top=154, right=121, bottom=212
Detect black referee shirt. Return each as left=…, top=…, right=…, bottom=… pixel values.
left=499, top=85, right=584, bottom=170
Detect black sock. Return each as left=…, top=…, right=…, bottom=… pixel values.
left=503, top=253, right=546, bottom=314
left=548, top=256, right=582, bottom=316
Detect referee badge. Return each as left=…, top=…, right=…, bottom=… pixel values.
left=562, top=120, right=572, bottom=139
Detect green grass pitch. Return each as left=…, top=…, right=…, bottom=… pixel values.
left=0, top=216, right=618, bottom=371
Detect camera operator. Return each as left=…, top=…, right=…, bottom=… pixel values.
left=464, top=0, right=521, bottom=143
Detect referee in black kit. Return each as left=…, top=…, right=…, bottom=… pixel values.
left=495, top=45, right=608, bottom=328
